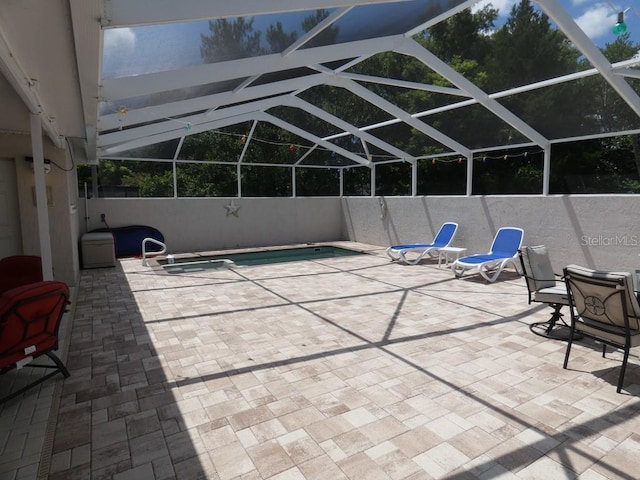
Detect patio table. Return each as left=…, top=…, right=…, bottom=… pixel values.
left=438, top=246, right=467, bottom=268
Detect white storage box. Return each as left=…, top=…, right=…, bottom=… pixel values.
left=81, top=232, right=116, bottom=269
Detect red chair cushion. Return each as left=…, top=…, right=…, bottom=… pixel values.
left=0, top=281, right=69, bottom=370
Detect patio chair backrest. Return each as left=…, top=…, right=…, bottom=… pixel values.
left=432, top=222, right=458, bottom=247
left=489, top=227, right=524, bottom=258
left=519, top=245, right=556, bottom=293
left=0, top=255, right=42, bottom=294
left=0, top=281, right=69, bottom=369
left=563, top=264, right=640, bottom=330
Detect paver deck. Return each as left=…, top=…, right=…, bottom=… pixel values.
left=1, top=242, right=640, bottom=479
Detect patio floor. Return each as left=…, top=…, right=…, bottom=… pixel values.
left=2, top=242, right=640, bottom=480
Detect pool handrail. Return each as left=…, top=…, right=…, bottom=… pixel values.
left=162, top=258, right=236, bottom=271
left=142, top=237, right=167, bottom=266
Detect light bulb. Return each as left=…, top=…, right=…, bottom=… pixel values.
left=613, top=12, right=627, bottom=35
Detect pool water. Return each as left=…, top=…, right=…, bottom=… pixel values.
left=160, top=246, right=364, bottom=273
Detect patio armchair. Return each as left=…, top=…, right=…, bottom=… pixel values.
left=562, top=264, right=640, bottom=393
left=0, top=255, right=43, bottom=294
left=519, top=245, right=571, bottom=340
left=0, top=281, right=70, bottom=404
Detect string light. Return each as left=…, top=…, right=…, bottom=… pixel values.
left=107, top=103, right=544, bottom=166
left=614, top=11, right=627, bottom=35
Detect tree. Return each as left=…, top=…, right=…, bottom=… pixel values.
left=266, top=21, right=297, bottom=53
left=301, top=10, right=338, bottom=48
left=598, top=34, right=640, bottom=179
left=200, top=17, right=263, bottom=63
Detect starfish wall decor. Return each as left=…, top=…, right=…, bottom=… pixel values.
left=224, top=200, right=241, bottom=217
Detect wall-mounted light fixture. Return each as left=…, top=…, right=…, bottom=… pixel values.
left=25, top=156, right=51, bottom=174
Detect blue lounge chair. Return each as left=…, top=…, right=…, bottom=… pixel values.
left=451, top=227, right=524, bottom=282
left=386, top=222, right=458, bottom=265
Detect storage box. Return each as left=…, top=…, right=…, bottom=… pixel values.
left=81, top=232, right=116, bottom=269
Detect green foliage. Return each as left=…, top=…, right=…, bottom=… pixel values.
left=417, top=158, right=466, bottom=195
left=200, top=17, right=263, bottom=62
left=375, top=163, right=412, bottom=196
left=296, top=168, right=340, bottom=196
left=343, top=167, right=371, bottom=196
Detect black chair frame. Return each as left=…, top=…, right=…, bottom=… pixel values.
left=563, top=268, right=636, bottom=393
left=518, top=247, right=576, bottom=341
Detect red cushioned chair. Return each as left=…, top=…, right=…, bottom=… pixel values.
left=0, top=255, right=43, bottom=294
left=0, top=281, right=70, bottom=404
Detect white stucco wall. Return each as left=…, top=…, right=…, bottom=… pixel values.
left=87, top=194, right=640, bottom=274
left=0, top=132, right=80, bottom=285
left=341, top=195, right=640, bottom=273
left=85, top=197, right=344, bottom=254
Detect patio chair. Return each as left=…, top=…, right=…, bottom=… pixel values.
left=0, top=281, right=70, bottom=404
left=386, top=222, right=458, bottom=265
left=0, top=255, right=43, bottom=294
left=451, top=227, right=524, bottom=283
left=563, top=265, right=640, bottom=393
left=519, top=245, right=572, bottom=340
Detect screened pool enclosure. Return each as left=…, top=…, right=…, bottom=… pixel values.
left=6, top=0, right=640, bottom=197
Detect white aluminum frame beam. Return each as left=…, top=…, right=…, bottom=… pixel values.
left=69, top=0, right=103, bottom=161
left=102, top=0, right=415, bottom=28
left=99, top=95, right=293, bottom=148
left=259, top=112, right=372, bottom=166
left=339, top=72, right=470, bottom=97
left=101, top=35, right=404, bottom=100
left=100, top=112, right=260, bottom=155
left=0, top=28, right=63, bottom=148
left=101, top=74, right=328, bottom=131
left=283, top=96, right=418, bottom=162
left=328, top=75, right=470, bottom=156
left=398, top=38, right=550, bottom=149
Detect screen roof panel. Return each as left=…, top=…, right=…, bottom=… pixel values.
left=87, top=0, right=640, bottom=164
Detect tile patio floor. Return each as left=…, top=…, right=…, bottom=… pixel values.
left=2, top=242, right=640, bottom=480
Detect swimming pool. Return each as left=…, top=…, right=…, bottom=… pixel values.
left=159, top=245, right=365, bottom=273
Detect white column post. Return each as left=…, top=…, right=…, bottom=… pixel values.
left=466, top=154, right=473, bottom=196
left=370, top=164, right=375, bottom=196
left=411, top=160, right=417, bottom=196
left=542, top=147, right=551, bottom=195
left=30, top=113, right=54, bottom=280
